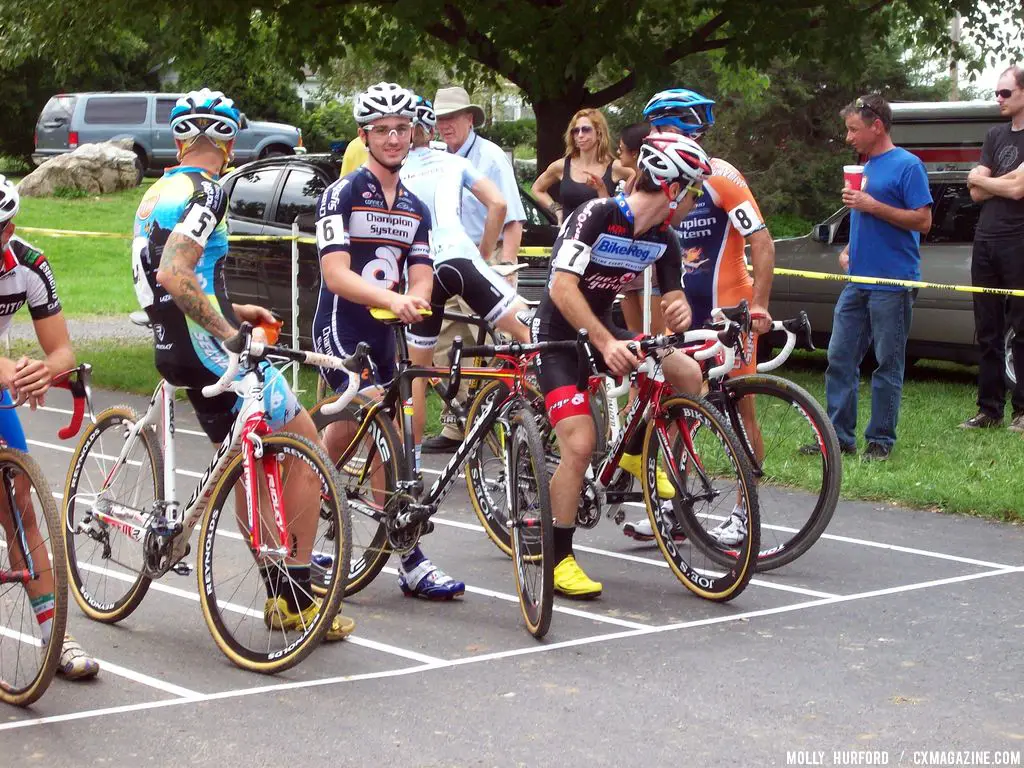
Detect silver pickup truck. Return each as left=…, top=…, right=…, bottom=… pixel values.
left=32, top=92, right=304, bottom=180
left=768, top=101, right=1017, bottom=382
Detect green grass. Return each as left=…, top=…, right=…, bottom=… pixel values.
left=14, top=182, right=151, bottom=317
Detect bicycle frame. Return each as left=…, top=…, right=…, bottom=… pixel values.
left=82, top=364, right=291, bottom=569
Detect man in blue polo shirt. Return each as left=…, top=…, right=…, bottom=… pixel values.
left=826, top=94, right=933, bottom=461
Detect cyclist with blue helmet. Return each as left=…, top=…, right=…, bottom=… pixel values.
left=624, top=87, right=776, bottom=547
left=132, top=88, right=356, bottom=640
left=0, top=176, right=100, bottom=680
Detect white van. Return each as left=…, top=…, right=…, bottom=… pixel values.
left=890, top=100, right=1003, bottom=171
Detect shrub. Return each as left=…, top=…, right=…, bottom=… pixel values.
left=297, top=101, right=359, bottom=154
left=479, top=119, right=536, bottom=153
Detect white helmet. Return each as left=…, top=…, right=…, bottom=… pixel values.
left=353, top=82, right=416, bottom=126
left=0, top=176, right=20, bottom=224
left=637, top=132, right=711, bottom=186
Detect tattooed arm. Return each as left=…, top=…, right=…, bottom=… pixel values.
left=156, top=233, right=235, bottom=341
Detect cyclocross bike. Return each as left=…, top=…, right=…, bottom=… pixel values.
left=309, top=307, right=592, bottom=638
left=61, top=316, right=362, bottom=674
left=467, top=315, right=762, bottom=602
left=0, top=365, right=89, bottom=705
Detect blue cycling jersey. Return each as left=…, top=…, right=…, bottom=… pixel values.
left=312, top=167, right=432, bottom=389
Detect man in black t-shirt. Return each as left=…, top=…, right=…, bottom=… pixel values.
left=963, top=65, right=1024, bottom=431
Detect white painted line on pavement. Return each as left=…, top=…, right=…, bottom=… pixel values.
left=27, top=438, right=204, bottom=479
left=430, top=516, right=839, bottom=600
left=71, top=560, right=443, bottom=666
left=4, top=564, right=1019, bottom=733
left=32, top=403, right=209, bottom=438
left=95, top=659, right=201, bottom=698
left=379, top=566, right=651, bottom=630
left=420, top=462, right=1016, bottom=571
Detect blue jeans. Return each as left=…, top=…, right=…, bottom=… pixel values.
left=825, top=285, right=914, bottom=449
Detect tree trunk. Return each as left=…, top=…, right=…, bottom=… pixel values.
left=531, top=97, right=586, bottom=179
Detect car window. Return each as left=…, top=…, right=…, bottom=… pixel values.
left=274, top=169, right=327, bottom=226
left=227, top=169, right=281, bottom=221
left=833, top=212, right=851, bottom=244
left=39, top=95, right=76, bottom=124
left=155, top=98, right=177, bottom=125
left=83, top=96, right=148, bottom=125
left=925, top=183, right=979, bottom=244
left=520, top=190, right=553, bottom=227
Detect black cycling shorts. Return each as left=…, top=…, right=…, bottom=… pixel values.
left=407, top=256, right=518, bottom=349
left=533, top=319, right=636, bottom=427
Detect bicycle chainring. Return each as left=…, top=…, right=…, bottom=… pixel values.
left=575, top=476, right=602, bottom=529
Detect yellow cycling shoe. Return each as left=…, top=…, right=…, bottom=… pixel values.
left=619, top=452, right=676, bottom=499
left=553, top=555, right=602, bottom=599
left=264, top=597, right=356, bottom=641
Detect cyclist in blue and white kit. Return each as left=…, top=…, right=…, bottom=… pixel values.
left=313, top=83, right=465, bottom=600
left=401, top=95, right=531, bottom=457
left=0, top=176, right=100, bottom=679
left=133, top=89, right=355, bottom=639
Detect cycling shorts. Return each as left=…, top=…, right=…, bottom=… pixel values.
left=313, top=320, right=395, bottom=394
left=155, top=323, right=300, bottom=443
left=533, top=320, right=637, bottom=428
left=407, top=255, right=518, bottom=349
left=0, top=390, right=28, bottom=452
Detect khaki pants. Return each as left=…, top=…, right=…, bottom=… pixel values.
left=432, top=244, right=517, bottom=440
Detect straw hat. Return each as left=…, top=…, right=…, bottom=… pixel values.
left=432, top=86, right=486, bottom=127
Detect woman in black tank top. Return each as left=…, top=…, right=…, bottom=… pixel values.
left=531, top=109, right=631, bottom=222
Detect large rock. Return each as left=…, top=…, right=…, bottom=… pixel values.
left=18, top=139, right=140, bottom=198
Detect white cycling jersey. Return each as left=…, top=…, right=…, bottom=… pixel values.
left=400, top=147, right=483, bottom=263
left=0, top=236, right=62, bottom=335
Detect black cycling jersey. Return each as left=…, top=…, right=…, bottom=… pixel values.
left=534, top=194, right=683, bottom=341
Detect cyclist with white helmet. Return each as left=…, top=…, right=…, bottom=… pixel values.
left=132, top=89, right=356, bottom=640
left=401, top=94, right=532, bottom=456
left=0, top=175, right=100, bottom=679
left=533, top=133, right=709, bottom=599
left=623, top=87, right=776, bottom=546
left=313, top=83, right=465, bottom=600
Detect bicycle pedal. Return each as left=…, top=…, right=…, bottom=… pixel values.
left=171, top=561, right=194, bottom=576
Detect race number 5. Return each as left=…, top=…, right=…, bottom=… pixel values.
left=728, top=201, right=764, bottom=236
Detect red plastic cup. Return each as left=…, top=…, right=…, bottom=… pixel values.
left=843, top=165, right=864, bottom=191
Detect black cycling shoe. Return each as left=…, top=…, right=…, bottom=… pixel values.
left=421, top=434, right=463, bottom=453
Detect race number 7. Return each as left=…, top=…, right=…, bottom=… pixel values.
left=554, top=240, right=590, bottom=274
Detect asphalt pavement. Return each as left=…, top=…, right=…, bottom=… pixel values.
left=2, top=385, right=1022, bottom=767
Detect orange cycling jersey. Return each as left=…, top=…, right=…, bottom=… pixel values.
left=679, top=158, right=766, bottom=374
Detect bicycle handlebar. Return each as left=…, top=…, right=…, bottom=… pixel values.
left=201, top=323, right=371, bottom=416
left=756, top=311, right=814, bottom=373
left=51, top=364, right=94, bottom=439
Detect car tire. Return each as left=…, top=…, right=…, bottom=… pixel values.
left=132, top=149, right=146, bottom=186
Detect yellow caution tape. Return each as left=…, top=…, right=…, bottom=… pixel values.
left=17, top=226, right=1024, bottom=298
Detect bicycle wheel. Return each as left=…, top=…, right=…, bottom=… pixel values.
left=62, top=406, right=160, bottom=623
left=465, top=379, right=515, bottom=556
left=311, top=392, right=399, bottom=596
left=711, top=374, right=841, bottom=571
left=0, top=450, right=68, bottom=706
left=197, top=432, right=350, bottom=674
left=508, top=405, right=554, bottom=639
left=641, top=394, right=759, bottom=602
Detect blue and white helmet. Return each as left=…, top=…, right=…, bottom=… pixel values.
left=169, top=89, right=241, bottom=143
left=413, top=95, right=436, bottom=130
left=0, top=175, right=19, bottom=224
left=643, top=88, right=716, bottom=137
left=353, top=82, right=416, bottom=126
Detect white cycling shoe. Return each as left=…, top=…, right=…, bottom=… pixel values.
left=707, top=506, right=749, bottom=547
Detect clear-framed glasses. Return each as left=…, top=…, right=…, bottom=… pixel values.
left=367, top=123, right=413, bottom=139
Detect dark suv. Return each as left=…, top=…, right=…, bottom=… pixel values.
left=220, top=154, right=558, bottom=345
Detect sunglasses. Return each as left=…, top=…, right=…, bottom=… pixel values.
left=571, top=125, right=594, bottom=136
left=366, top=123, right=412, bottom=138
left=855, top=97, right=884, bottom=122
left=996, top=89, right=1017, bottom=99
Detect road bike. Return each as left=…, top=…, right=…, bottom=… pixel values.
left=62, top=316, right=360, bottom=673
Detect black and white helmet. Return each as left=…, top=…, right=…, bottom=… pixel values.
left=353, top=82, right=416, bottom=126
left=637, top=132, right=711, bottom=185
left=0, top=175, right=19, bottom=224
left=413, top=96, right=436, bottom=130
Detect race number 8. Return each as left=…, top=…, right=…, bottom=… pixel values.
left=728, top=201, right=764, bottom=236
